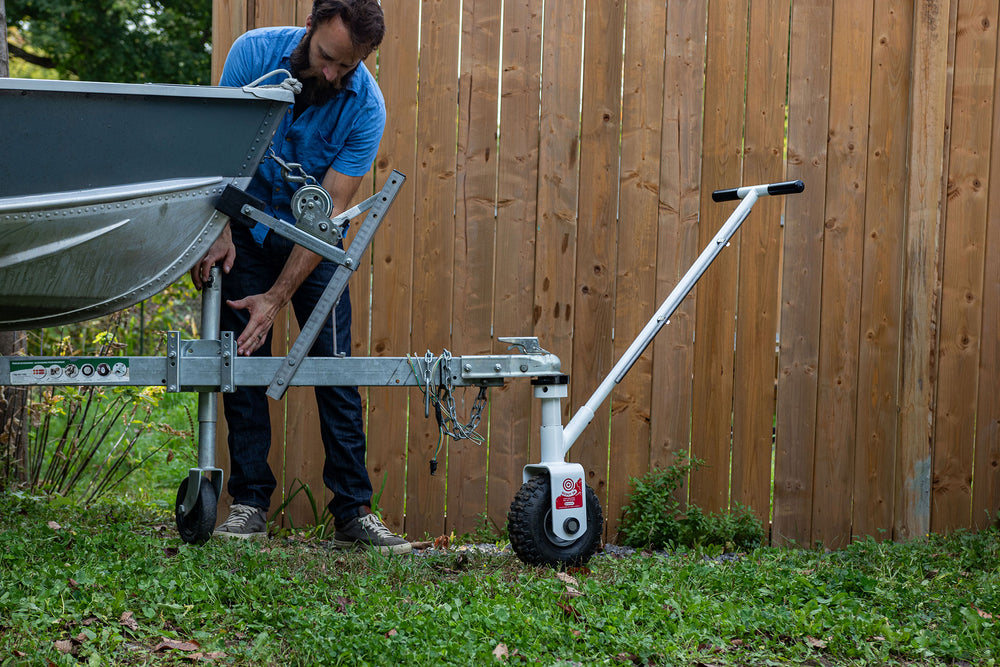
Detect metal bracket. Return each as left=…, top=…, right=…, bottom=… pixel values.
left=165, top=331, right=236, bottom=392
left=497, top=336, right=549, bottom=355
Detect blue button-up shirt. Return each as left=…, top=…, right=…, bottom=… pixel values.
left=220, top=26, right=386, bottom=245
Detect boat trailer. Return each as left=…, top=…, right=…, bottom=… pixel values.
left=0, top=79, right=803, bottom=566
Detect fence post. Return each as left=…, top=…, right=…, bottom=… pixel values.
left=897, top=0, right=951, bottom=540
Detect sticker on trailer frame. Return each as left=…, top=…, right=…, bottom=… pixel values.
left=9, top=359, right=130, bottom=385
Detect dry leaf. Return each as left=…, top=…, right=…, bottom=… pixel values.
left=47, top=521, right=61, bottom=531
left=120, top=611, right=139, bottom=631
left=54, top=639, right=74, bottom=654
left=492, top=643, right=509, bottom=660
left=153, top=638, right=200, bottom=652
left=433, top=534, right=450, bottom=550
left=973, top=606, right=995, bottom=620
left=806, top=636, right=828, bottom=649
left=186, top=651, right=227, bottom=662
left=385, top=629, right=398, bottom=638
left=557, top=600, right=582, bottom=621
left=555, top=572, right=579, bottom=587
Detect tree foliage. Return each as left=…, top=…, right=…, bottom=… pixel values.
left=5, top=0, right=211, bottom=84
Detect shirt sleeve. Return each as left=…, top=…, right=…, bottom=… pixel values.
left=219, top=32, right=257, bottom=87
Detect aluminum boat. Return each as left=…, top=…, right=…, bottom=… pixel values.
left=0, top=77, right=294, bottom=329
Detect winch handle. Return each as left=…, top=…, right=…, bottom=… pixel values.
left=712, top=179, right=805, bottom=202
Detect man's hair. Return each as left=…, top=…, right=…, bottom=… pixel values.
left=311, top=0, right=385, bottom=57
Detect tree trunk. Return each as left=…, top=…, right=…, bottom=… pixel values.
left=1, top=0, right=9, bottom=77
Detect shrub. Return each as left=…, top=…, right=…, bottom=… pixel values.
left=619, top=454, right=765, bottom=552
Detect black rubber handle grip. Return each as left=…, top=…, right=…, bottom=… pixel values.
left=767, top=179, right=805, bottom=196
left=712, top=179, right=805, bottom=202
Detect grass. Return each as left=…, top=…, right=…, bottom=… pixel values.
left=1, top=493, right=998, bottom=665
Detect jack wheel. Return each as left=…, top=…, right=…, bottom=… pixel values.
left=175, top=476, right=217, bottom=545
left=508, top=474, right=602, bottom=567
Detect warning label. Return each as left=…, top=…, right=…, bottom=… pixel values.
left=9, top=359, right=130, bottom=385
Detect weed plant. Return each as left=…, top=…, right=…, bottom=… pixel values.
left=1, top=493, right=998, bottom=665
left=619, top=454, right=765, bottom=551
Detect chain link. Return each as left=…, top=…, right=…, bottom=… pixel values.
left=408, top=351, right=489, bottom=475
left=265, top=147, right=320, bottom=187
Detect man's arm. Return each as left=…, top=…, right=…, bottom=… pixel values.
left=230, top=168, right=366, bottom=356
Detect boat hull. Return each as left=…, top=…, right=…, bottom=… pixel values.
left=0, top=78, right=293, bottom=330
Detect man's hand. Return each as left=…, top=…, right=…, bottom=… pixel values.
left=228, top=291, right=285, bottom=356
left=191, top=224, right=236, bottom=289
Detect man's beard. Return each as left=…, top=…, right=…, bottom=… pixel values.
left=290, top=30, right=344, bottom=107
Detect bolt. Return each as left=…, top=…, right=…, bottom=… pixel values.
left=494, top=364, right=502, bottom=372
left=223, top=385, right=232, bottom=392
left=564, top=517, right=580, bottom=534
left=464, top=364, right=472, bottom=372
left=276, top=378, right=285, bottom=386
left=520, top=364, right=529, bottom=372
left=318, top=222, right=329, bottom=232
left=168, top=385, right=178, bottom=392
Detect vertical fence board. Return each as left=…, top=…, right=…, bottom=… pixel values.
left=571, top=0, right=626, bottom=517
left=932, top=0, right=997, bottom=533
left=811, top=0, right=873, bottom=549
left=689, top=0, right=749, bottom=514
left=446, top=0, right=500, bottom=536
left=851, top=0, right=912, bottom=540
left=607, top=0, right=666, bottom=539
left=897, top=0, right=952, bottom=542
left=774, top=0, right=833, bottom=547
left=533, top=0, right=584, bottom=462
left=973, top=9, right=1000, bottom=529
left=650, top=0, right=707, bottom=483
left=731, top=0, right=790, bottom=528
left=405, top=0, right=461, bottom=540
left=211, top=0, right=247, bottom=85
left=365, top=1, right=420, bottom=533
left=488, top=0, right=542, bottom=531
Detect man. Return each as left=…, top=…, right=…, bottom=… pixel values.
left=191, top=0, right=410, bottom=554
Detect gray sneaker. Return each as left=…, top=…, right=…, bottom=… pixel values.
left=333, top=510, right=411, bottom=554
left=213, top=504, right=267, bottom=539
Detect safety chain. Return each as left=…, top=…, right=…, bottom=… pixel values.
left=408, top=350, right=488, bottom=475
left=265, top=147, right=321, bottom=187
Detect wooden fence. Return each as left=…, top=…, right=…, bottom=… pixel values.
left=211, top=0, right=1000, bottom=548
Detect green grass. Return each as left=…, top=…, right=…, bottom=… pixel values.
left=1, top=493, right=997, bottom=666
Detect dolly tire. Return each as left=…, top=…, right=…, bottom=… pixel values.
left=508, top=474, right=602, bottom=567
left=175, top=476, right=217, bottom=545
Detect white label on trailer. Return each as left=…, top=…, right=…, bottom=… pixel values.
left=9, top=359, right=130, bottom=385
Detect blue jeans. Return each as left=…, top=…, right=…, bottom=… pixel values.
left=220, top=223, right=372, bottom=523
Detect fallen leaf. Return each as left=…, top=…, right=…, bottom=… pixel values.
left=163, top=547, right=180, bottom=558
left=54, top=639, right=74, bottom=654
left=120, top=611, right=139, bottom=631
left=74, top=631, right=88, bottom=643
left=973, top=606, right=995, bottom=620
left=557, top=600, right=582, bottom=621
left=434, top=534, right=450, bottom=550
left=81, top=616, right=99, bottom=626
left=492, top=643, right=509, bottom=660
left=555, top=572, right=579, bottom=587
left=385, top=629, right=398, bottom=638
left=185, top=652, right=227, bottom=662
left=47, top=521, right=62, bottom=531
left=806, top=636, right=828, bottom=649
left=153, top=638, right=200, bottom=652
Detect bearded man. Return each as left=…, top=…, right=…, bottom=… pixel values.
left=190, top=0, right=410, bottom=554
